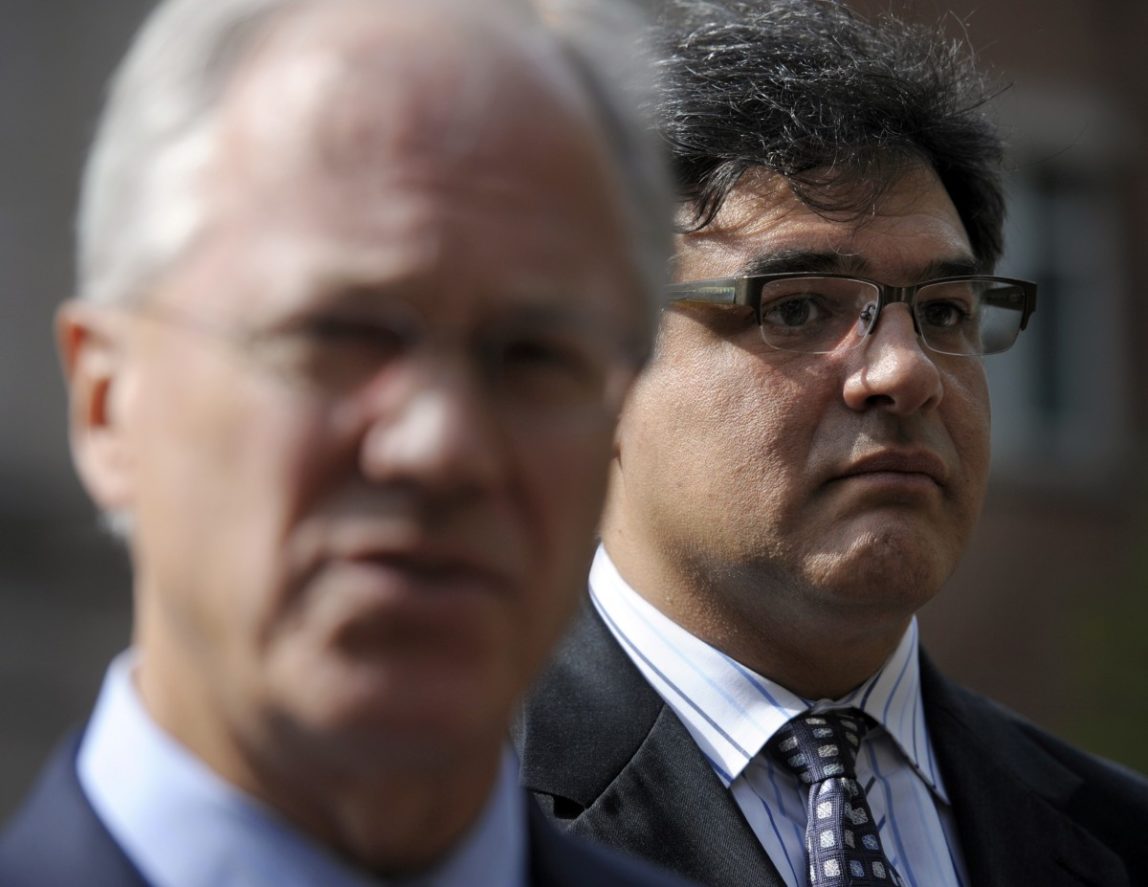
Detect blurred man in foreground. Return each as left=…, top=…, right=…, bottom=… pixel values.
left=0, top=0, right=691, bottom=884
left=517, top=2, right=1148, bottom=885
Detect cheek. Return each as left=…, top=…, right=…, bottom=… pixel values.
left=136, top=357, right=341, bottom=626
left=523, top=418, right=615, bottom=555
left=129, top=346, right=260, bottom=549
left=623, top=346, right=814, bottom=531
left=511, top=420, right=616, bottom=663
left=943, top=367, right=992, bottom=493
left=680, top=350, right=819, bottom=489
left=202, top=390, right=338, bottom=556
left=245, top=394, right=353, bottom=523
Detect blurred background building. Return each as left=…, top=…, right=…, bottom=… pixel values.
left=1, top=0, right=1145, bottom=818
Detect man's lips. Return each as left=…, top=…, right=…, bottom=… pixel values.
left=308, top=548, right=515, bottom=647
left=318, top=519, right=521, bottom=585
left=831, top=450, right=948, bottom=488
left=336, top=548, right=513, bottom=592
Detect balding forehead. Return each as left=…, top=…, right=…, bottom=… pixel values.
left=220, top=0, right=601, bottom=171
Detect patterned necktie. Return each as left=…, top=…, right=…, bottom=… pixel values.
left=765, top=709, right=901, bottom=886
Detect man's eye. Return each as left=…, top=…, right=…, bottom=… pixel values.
left=502, top=337, right=594, bottom=374
left=253, top=316, right=411, bottom=391
left=918, top=300, right=970, bottom=330
left=761, top=295, right=829, bottom=328
left=301, top=317, right=408, bottom=354
left=496, top=336, right=605, bottom=403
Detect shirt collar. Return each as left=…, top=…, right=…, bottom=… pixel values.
left=78, top=651, right=527, bottom=887
left=830, top=618, right=947, bottom=800
left=590, top=545, right=947, bottom=801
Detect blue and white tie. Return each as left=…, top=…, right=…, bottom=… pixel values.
left=766, top=709, right=902, bottom=886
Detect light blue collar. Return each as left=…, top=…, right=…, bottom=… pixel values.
left=78, top=651, right=527, bottom=887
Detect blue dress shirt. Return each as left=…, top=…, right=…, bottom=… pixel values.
left=77, top=652, right=526, bottom=887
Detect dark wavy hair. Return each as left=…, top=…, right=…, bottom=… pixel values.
left=652, top=0, right=1006, bottom=268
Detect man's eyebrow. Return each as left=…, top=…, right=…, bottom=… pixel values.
left=737, top=251, right=981, bottom=280
left=917, top=257, right=981, bottom=279
left=738, top=250, right=863, bottom=276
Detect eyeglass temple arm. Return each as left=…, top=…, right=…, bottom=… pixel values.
left=664, top=278, right=755, bottom=307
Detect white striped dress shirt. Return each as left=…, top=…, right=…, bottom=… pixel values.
left=590, top=546, right=968, bottom=887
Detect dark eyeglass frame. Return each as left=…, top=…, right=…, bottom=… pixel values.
left=665, top=273, right=1039, bottom=356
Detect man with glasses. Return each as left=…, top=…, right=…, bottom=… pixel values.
left=516, top=2, right=1148, bottom=886
left=0, top=0, right=696, bottom=884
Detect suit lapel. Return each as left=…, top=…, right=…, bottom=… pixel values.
left=577, top=705, right=785, bottom=887
left=519, top=603, right=1137, bottom=887
left=516, top=601, right=785, bottom=887
left=921, top=655, right=1128, bottom=887
left=0, top=732, right=150, bottom=886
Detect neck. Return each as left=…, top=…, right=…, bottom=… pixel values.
left=135, top=649, right=504, bottom=877
left=601, top=534, right=913, bottom=700
left=245, top=742, right=505, bottom=876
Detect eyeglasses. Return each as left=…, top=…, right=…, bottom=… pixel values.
left=665, top=273, right=1038, bottom=356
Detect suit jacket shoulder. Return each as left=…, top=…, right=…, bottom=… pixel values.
left=0, top=732, right=149, bottom=887
left=514, top=601, right=786, bottom=887
left=921, top=655, right=1148, bottom=887
left=2, top=726, right=693, bottom=887
left=517, top=601, right=1148, bottom=887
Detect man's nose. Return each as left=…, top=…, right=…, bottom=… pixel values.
left=841, top=303, right=944, bottom=415
left=357, top=358, right=505, bottom=496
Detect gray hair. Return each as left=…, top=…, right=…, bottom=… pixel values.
left=78, top=0, right=672, bottom=318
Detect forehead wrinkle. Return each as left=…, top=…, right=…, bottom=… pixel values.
left=678, top=162, right=975, bottom=288
left=683, top=161, right=970, bottom=241
left=265, top=251, right=592, bottom=314
left=206, top=199, right=615, bottom=333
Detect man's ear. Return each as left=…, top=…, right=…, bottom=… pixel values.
left=56, top=300, right=135, bottom=511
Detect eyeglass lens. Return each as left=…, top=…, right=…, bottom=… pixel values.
left=755, top=276, right=1029, bottom=356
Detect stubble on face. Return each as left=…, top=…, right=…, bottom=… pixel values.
left=604, top=167, right=991, bottom=690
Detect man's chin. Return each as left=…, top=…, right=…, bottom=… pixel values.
left=266, top=658, right=515, bottom=767
left=804, top=526, right=959, bottom=610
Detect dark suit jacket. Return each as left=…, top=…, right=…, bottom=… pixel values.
left=0, top=731, right=697, bottom=887
left=515, top=603, right=1148, bottom=887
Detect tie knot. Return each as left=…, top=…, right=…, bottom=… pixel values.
left=765, top=709, right=870, bottom=786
